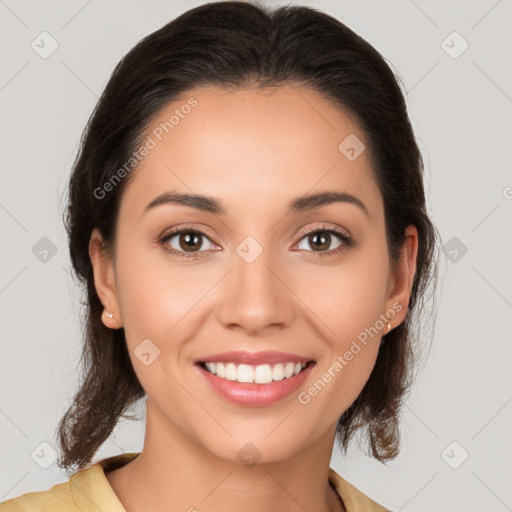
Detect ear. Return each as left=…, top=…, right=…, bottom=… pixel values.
left=384, top=225, right=419, bottom=328
left=88, top=227, right=123, bottom=329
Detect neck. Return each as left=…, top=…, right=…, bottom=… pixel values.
left=106, top=404, right=345, bottom=512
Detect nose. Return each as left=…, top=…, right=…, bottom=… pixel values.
left=216, top=244, right=295, bottom=335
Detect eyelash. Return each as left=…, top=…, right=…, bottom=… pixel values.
left=158, top=224, right=352, bottom=259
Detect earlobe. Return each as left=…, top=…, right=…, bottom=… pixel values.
left=89, top=228, right=123, bottom=329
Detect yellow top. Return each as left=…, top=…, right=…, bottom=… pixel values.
left=0, top=452, right=390, bottom=511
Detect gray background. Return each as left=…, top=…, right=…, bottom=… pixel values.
left=1, top=1, right=511, bottom=510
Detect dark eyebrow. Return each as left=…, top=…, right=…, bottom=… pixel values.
left=143, top=190, right=369, bottom=217
left=288, top=191, right=369, bottom=217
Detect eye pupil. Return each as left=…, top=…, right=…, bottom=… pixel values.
left=310, top=232, right=330, bottom=251
left=180, top=232, right=201, bottom=251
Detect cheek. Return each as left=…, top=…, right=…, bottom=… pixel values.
left=340, top=258, right=388, bottom=336
left=295, top=239, right=388, bottom=408
left=302, top=240, right=390, bottom=342
left=114, top=234, right=215, bottom=346
left=114, top=232, right=177, bottom=344
left=113, top=238, right=200, bottom=400
left=114, top=242, right=161, bottom=340
left=297, top=263, right=388, bottom=418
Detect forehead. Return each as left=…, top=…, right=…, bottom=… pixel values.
left=120, top=84, right=383, bottom=221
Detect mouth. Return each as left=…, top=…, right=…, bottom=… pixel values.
left=197, top=360, right=315, bottom=384
left=195, top=356, right=316, bottom=407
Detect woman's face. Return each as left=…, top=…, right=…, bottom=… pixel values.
left=91, top=85, right=416, bottom=464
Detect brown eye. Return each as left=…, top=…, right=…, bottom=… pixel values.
left=295, top=227, right=351, bottom=256
left=177, top=231, right=203, bottom=252
left=160, top=228, right=217, bottom=257
left=306, top=232, right=335, bottom=252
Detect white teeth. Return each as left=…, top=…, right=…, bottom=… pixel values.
left=237, top=364, right=254, bottom=383
left=284, top=362, right=295, bottom=378
left=272, top=363, right=284, bottom=381
left=254, top=364, right=273, bottom=384
left=205, top=362, right=216, bottom=375
left=202, top=361, right=308, bottom=384
left=225, top=363, right=238, bottom=381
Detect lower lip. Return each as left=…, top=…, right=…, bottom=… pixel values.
left=196, top=363, right=315, bottom=407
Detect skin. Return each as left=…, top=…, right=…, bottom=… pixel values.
left=89, top=85, right=418, bottom=512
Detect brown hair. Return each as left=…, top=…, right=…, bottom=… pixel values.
left=57, top=0, right=439, bottom=474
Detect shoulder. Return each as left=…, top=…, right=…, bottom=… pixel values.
left=0, top=479, right=76, bottom=512
left=328, top=467, right=393, bottom=512
left=0, top=452, right=140, bottom=512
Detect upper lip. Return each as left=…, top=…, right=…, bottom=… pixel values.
left=195, top=350, right=314, bottom=366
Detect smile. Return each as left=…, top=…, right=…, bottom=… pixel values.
left=195, top=357, right=316, bottom=406
left=199, top=361, right=310, bottom=384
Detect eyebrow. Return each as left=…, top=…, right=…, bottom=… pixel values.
left=143, top=190, right=369, bottom=218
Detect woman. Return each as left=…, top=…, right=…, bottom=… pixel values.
left=0, top=2, right=438, bottom=511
